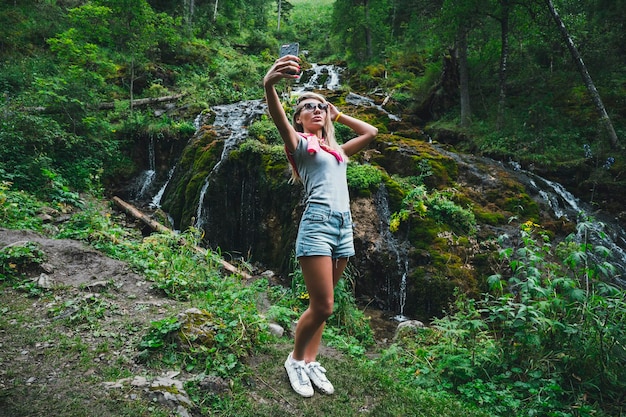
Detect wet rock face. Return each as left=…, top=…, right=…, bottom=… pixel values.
left=189, top=148, right=302, bottom=273
left=156, top=133, right=498, bottom=318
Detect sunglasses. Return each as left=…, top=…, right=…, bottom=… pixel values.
left=300, top=102, right=329, bottom=112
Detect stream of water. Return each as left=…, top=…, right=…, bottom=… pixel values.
left=194, top=99, right=266, bottom=229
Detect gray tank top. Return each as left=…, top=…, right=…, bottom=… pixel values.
left=292, top=135, right=350, bottom=212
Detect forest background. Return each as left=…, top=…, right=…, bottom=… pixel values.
left=1, top=0, right=625, bottom=416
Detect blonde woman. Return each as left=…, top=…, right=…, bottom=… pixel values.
left=263, top=54, right=378, bottom=397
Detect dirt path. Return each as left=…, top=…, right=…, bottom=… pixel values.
left=0, top=227, right=191, bottom=416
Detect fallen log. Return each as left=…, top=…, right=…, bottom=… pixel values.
left=111, top=196, right=251, bottom=279
left=98, top=93, right=187, bottom=110
left=21, top=94, right=187, bottom=114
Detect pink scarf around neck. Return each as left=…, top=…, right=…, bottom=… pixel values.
left=285, top=132, right=344, bottom=179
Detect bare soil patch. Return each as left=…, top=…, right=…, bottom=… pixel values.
left=0, top=227, right=186, bottom=416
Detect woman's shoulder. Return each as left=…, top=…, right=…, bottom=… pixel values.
left=297, top=132, right=315, bottom=139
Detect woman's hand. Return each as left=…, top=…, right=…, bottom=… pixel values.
left=328, top=103, right=340, bottom=122
left=263, top=55, right=301, bottom=88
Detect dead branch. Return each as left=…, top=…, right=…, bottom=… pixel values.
left=111, top=196, right=251, bottom=279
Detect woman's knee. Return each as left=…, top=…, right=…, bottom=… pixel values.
left=310, top=299, right=334, bottom=320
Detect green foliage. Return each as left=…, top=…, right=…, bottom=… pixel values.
left=346, top=162, right=383, bottom=195
left=139, top=278, right=270, bottom=377
left=0, top=99, right=118, bottom=198
left=278, top=0, right=335, bottom=62
left=383, top=220, right=626, bottom=416
left=247, top=117, right=282, bottom=145
left=56, top=203, right=137, bottom=258
left=139, top=317, right=181, bottom=349
left=134, top=230, right=224, bottom=300
left=390, top=183, right=476, bottom=235
left=0, top=182, right=44, bottom=231
left=58, top=208, right=222, bottom=301
left=0, top=241, right=46, bottom=282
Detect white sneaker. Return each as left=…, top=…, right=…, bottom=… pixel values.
left=284, top=353, right=314, bottom=397
left=305, top=361, right=335, bottom=394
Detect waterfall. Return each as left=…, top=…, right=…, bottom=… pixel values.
left=293, top=64, right=343, bottom=93
left=522, top=170, right=626, bottom=285
left=437, top=145, right=626, bottom=286
left=150, top=165, right=175, bottom=209
left=194, top=99, right=267, bottom=229
left=375, top=185, right=410, bottom=321
left=134, top=134, right=156, bottom=199
left=396, top=261, right=409, bottom=322
left=345, top=92, right=401, bottom=121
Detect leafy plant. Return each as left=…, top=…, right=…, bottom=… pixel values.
left=0, top=241, right=46, bottom=282
left=48, top=294, right=113, bottom=327
left=139, top=316, right=182, bottom=350
left=0, top=181, right=44, bottom=231
left=347, top=162, right=383, bottom=195
left=382, top=220, right=626, bottom=416
left=390, top=184, right=475, bottom=234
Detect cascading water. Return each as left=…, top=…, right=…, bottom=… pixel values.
left=293, top=64, right=342, bottom=92
left=374, top=184, right=410, bottom=321
left=150, top=165, right=175, bottom=209
left=345, top=92, right=401, bottom=121
left=194, top=99, right=267, bottom=229
left=134, top=134, right=156, bottom=199
left=436, top=145, right=626, bottom=286
left=518, top=168, right=626, bottom=285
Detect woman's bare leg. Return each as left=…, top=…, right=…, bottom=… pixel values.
left=293, top=256, right=348, bottom=362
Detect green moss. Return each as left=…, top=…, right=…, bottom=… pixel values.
left=235, top=141, right=290, bottom=187
left=502, top=193, right=540, bottom=220
left=248, top=117, right=281, bottom=145
left=382, top=174, right=406, bottom=212
left=407, top=218, right=440, bottom=248
left=406, top=270, right=456, bottom=319
left=422, top=156, right=458, bottom=188
left=473, top=207, right=506, bottom=225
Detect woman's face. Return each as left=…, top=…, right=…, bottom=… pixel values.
left=296, top=99, right=328, bottom=132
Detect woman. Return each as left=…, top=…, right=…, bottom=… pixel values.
left=263, top=54, right=378, bottom=397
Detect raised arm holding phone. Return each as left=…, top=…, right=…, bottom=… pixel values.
left=263, top=49, right=378, bottom=398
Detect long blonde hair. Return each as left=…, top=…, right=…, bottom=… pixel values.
left=292, top=92, right=342, bottom=151
left=288, top=92, right=347, bottom=183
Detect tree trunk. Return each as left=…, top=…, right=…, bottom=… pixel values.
left=457, top=26, right=471, bottom=127
left=130, top=55, right=135, bottom=117
left=364, top=0, right=373, bottom=60
left=497, top=0, right=510, bottom=130
left=184, top=0, right=194, bottom=36
left=111, top=196, right=251, bottom=279
left=545, top=0, right=620, bottom=149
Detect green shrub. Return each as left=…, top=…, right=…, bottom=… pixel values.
left=347, top=162, right=383, bottom=195
left=0, top=181, right=44, bottom=230
left=0, top=241, right=46, bottom=282
left=390, top=184, right=475, bottom=235
left=382, top=220, right=626, bottom=416
left=248, top=117, right=282, bottom=145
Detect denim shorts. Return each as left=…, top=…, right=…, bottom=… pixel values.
left=295, top=203, right=355, bottom=259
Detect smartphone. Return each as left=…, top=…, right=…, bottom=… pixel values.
left=279, top=43, right=299, bottom=58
